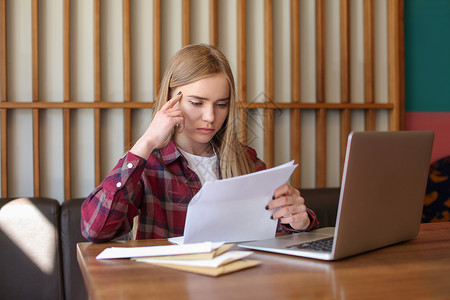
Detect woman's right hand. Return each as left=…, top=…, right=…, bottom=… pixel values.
left=130, top=92, right=184, bottom=159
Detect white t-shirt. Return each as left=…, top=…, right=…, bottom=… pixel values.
left=178, top=148, right=219, bottom=185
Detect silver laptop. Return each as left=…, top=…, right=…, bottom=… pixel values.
left=238, top=131, right=434, bottom=260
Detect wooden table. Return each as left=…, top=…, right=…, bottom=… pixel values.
left=77, top=223, right=450, bottom=299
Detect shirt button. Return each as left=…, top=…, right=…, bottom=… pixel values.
left=127, top=163, right=133, bottom=169
left=116, top=182, right=122, bottom=188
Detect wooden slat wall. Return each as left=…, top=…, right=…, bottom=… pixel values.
left=0, top=0, right=405, bottom=200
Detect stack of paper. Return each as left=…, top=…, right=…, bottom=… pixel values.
left=96, top=242, right=261, bottom=277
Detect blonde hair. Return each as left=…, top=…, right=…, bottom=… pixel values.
left=153, top=44, right=253, bottom=178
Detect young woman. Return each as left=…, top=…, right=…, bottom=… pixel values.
left=81, top=44, right=318, bottom=243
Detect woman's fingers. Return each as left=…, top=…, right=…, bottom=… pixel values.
left=265, top=184, right=310, bottom=230
left=163, top=91, right=183, bottom=109
left=269, top=194, right=305, bottom=219
left=160, top=92, right=185, bottom=131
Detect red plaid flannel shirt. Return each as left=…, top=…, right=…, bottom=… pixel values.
left=81, top=140, right=318, bottom=242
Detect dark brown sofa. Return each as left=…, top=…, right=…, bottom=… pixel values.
left=0, top=188, right=340, bottom=299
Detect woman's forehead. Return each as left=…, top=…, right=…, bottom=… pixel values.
left=176, top=74, right=230, bottom=98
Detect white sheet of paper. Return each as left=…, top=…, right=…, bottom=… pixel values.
left=96, top=241, right=224, bottom=260
left=135, top=251, right=253, bottom=268
left=168, top=236, right=185, bottom=245
left=183, top=161, right=298, bottom=244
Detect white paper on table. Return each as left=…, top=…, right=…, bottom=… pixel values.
left=96, top=241, right=224, bottom=260
left=168, top=236, right=185, bottom=245
left=183, top=161, right=298, bottom=244
left=135, top=251, right=253, bottom=268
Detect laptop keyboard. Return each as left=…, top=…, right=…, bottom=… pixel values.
left=288, top=237, right=334, bottom=252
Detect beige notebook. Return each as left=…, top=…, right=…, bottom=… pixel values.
left=134, top=244, right=261, bottom=277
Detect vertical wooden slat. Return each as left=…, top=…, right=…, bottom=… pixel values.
left=0, top=0, right=7, bottom=197
left=209, top=0, right=218, bottom=46
left=63, top=108, right=71, bottom=200
left=0, top=0, right=5, bottom=103
left=290, top=0, right=301, bottom=188
left=340, top=109, right=351, bottom=169
left=182, top=0, right=190, bottom=46
left=32, top=0, right=40, bottom=196
left=123, top=0, right=131, bottom=102
left=264, top=0, right=274, bottom=168
left=237, top=0, right=247, bottom=144
left=63, top=0, right=71, bottom=200
left=316, top=108, right=327, bottom=186
left=387, top=0, right=404, bottom=130
left=388, top=0, right=403, bottom=130
left=94, top=0, right=101, bottom=186
left=399, top=0, right=405, bottom=130
left=153, top=0, right=161, bottom=100
left=316, top=0, right=325, bottom=104
left=0, top=109, right=6, bottom=197
left=123, top=0, right=131, bottom=151
left=315, top=0, right=326, bottom=188
left=94, top=0, right=101, bottom=103
left=32, top=109, right=40, bottom=196
left=94, top=109, right=101, bottom=186
left=340, top=0, right=351, bottom=173
left=32, top=0, right=39, bottom=102
left=63, top=0, right=70, bottom=103
left=364, top=0, right=375, bottom=131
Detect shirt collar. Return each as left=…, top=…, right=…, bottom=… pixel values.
left=159, top=140, right=221, bottom=171
left=161, top=139, right=225, bottom=180
left=159, top=139, right=183, bottom=164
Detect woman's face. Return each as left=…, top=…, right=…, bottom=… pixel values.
left=172, top=73, right=230, bottom=153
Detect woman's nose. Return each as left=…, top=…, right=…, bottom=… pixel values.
left=202, top=105, right=215, bottom=123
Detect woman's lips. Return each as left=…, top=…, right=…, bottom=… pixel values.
left=197, top=128, right=215, bottom=134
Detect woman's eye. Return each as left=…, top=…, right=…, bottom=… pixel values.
left=189, top=101, right=202, bottom=107
left=216, top=102, right=228, bottom=108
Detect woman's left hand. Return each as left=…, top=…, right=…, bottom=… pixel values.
left=265, top=184, right=310, bottom=231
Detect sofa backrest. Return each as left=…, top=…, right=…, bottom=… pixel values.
left=61, top=198, right=88, bottom=300
left=300, top=188, right=340, bottom=228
